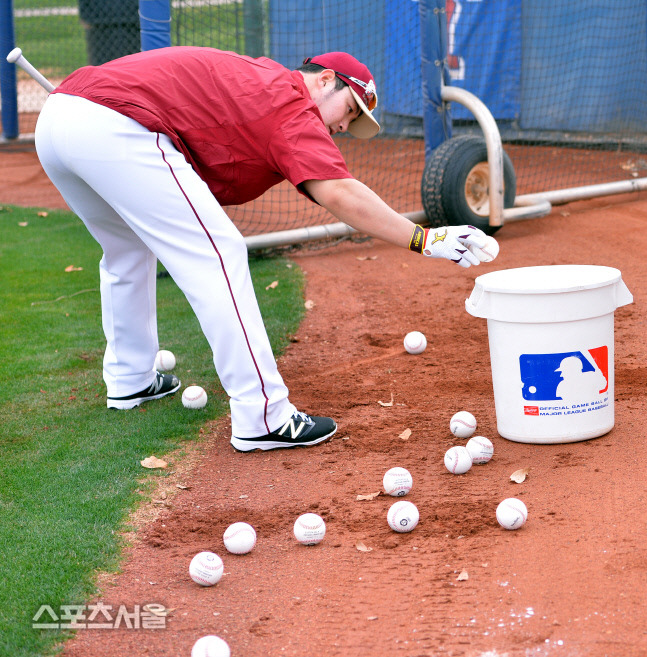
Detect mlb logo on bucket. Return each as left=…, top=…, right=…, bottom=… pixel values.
left=519, top=347, right=609, bottom=409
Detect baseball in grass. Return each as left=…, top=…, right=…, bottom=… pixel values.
left=189, top=551, right=223, bottom=586
left=404, top=330, right=427, bottom=354
left=471, top=235, right=500, bottom=263
left=191, top=635, right=231, bottom=657
left=383, top=466, right=413, bottom=497
left=450, top=410, right=477, bottom=438
left=294, top=512, right=326, bottom=545
left=387, top=500, right=419, bottom=533
left=154, top=349, right=176, bottom=371
left=182, top=385, right=207, bottom=409
left=466, top=435, right=494, bottom=464
left=444, top=445, right=473, bottom=474
left=496, top=498, right=528, bottom=530
left=223, top=521, right=257, bottom=555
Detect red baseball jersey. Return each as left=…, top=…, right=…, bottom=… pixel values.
left=54, top=47, right=353, bottom=205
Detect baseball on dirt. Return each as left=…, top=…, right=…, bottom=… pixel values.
left=154, top=349, right=176, bottom=371
left=294, top=513, right=326, bottom=545
left=496, top=498, right=528, bottom=530
left=404, top=331, right=427, bottom=355
left=444, top=445, right=473, bottom=474
left=191, top=635, right=231, bottom=657
left=471, top=235, right=500, bottom=263
left=189, top=551, right=224, bottom=586
left=383, top=466, right=413, bottom=497
left=450, top=410, right=477, bottom=438
left=223, top=521, right=257, bottom=555
left=387, top=500, right=419, bottom=533
left=182, top=385, right=207, bottom=409
left=466, top=435, right=494, bottom=464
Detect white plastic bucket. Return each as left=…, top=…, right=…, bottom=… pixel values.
left=465, top=265, right=633, bottom=444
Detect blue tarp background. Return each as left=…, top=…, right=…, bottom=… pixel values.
left=445, top=0, right=521, bottom=121
left=268, top=0, right=647, bottom=154
left=268, top=0, right=384, bottom=125
left=520, top=0, right=647, bottom=132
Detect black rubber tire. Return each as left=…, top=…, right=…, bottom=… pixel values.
left=421, top=134, right=517, bottom=235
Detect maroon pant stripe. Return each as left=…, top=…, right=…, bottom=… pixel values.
left=155, top=134, right=270, bottom=434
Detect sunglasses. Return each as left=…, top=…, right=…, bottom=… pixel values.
left=332, top=71, right=377, bottom=111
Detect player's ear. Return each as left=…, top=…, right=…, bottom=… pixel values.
left=319, top=68, right=336, bottom=87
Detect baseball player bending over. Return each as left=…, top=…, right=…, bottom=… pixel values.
left=35, top=47, right=488, bottom=452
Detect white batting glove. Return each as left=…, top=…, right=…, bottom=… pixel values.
left=409, top=225, right=488, bottom=268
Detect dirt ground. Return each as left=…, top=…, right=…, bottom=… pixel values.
left=2, top=146, right=646, bottom=657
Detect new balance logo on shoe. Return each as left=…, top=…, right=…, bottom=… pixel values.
left=231, top=411, right=337, bottom=452
left=276, top=416, right=313, bottom=440
left=107, top=372, right=181, bottom=410
left=148, top=376, right=166, bottom=395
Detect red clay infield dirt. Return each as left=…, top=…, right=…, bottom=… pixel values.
left=1, top=147, right=647, bottom=657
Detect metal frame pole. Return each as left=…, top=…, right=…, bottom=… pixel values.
left=0, top=0, right=19, bottom=140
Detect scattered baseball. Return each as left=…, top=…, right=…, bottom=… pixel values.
left=496, top=498, right=528, bottom=530
left=383, top=466, right=413, bottom=497
left=154, top=349, right=176, bottom=371
left=294, top=513, right=326, bottom=545
left=191, top=635, right=231, bottom=657
left=404, top=331, right=427, bottom=355
left=223, top=521, right=257, bottom=555
left=189, top=551, right=223, bottom=586
left=450, top=410, right=477, bottom=438
left=471, top=235, right=500, bottom=263
left=444, top=445, right=473, bottom=474
left=182, top=385, right=207, bottom=409
left=387, top=500, right=419, bottom=533
left=466, top=435, right=494, bottom=464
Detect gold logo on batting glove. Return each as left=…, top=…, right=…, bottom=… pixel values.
left=431, top=229, right=448, bottom=244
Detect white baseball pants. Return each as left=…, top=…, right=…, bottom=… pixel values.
left=35, top=93, right=296, bottom=438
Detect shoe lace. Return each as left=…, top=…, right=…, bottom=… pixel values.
left=294, top=410, right=312, bottom=424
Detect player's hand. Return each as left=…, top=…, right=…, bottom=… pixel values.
left=413, top=225, right=488, bottom=268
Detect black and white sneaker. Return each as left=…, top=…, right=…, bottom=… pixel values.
left=107, top=372, right=181, bottom=410
left=231, top=411, right=337, bottom=452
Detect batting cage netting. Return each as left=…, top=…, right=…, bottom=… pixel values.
left=2, top=0, right=646, bottom=237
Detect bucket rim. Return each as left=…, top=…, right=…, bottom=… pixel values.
left=472, top=264, right=623, bottom=295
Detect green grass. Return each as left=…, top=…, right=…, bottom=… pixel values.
left=14, top=0, right=73, bottom=8
left=14, top=15, right=87, bottom=77
left=0, top=205, right=304, bottom=657
left=173, top=4, right=247, bottom=52
left=12, top=3, right=252, bottom=78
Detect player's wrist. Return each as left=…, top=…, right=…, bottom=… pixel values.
left=409, top=224, right=427, bottom=254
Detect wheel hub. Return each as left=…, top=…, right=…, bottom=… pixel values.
left=464, top=162, right=490, bottom=216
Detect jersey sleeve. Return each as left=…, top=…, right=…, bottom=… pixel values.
left=266, top=103, right=354, bottom=200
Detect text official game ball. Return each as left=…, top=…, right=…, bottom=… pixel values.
left=294, top=513, right=326, bottom=545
